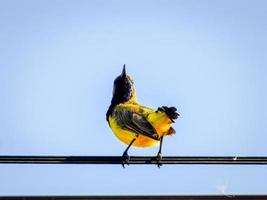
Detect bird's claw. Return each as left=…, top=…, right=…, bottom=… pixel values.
left=156, top=152, right=162, bottom=168
left=122, top=152, right=130, bottom=168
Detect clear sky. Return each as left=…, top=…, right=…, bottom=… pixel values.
left=0, top=0, right=267, bottom=196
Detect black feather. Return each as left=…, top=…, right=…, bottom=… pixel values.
left=157, top=106, right=179, bottom=122
left=106, top=73, right=132, bottom=121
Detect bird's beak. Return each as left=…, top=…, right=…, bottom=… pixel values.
left=121, top=64, right=127, bottom=77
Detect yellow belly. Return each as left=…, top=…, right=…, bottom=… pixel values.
left=109, top=117, right=159, bottom=147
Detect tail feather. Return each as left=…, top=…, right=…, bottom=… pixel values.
left=168, top=127, right=176, bottom=135
left=157, top=106, right=179, bottom=122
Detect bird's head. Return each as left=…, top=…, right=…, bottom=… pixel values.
left=111, top=64, right=136, bottom=105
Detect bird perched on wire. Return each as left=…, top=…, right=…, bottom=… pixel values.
left=106, top=65, right=179, bottom=167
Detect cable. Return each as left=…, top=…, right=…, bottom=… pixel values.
left=0, top=156, right=267, bottom=165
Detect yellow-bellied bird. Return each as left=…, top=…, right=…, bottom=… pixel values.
left=106, top=65, right=179, bottom=167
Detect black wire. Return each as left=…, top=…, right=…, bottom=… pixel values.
left=0, top=156, right=267, bottom=165
left=0, top=195, right=267, bottom=200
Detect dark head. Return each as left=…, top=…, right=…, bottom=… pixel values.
left=112, top=65, right=135, bottom=104
left=106, top=65, right=135, bottom=121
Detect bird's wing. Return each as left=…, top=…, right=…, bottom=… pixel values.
left=114, top=108, right=159, bottom=140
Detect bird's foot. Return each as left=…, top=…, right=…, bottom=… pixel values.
left=122, top=152, right=130, bottom=168
left=156, top=152, right=162, bottom=168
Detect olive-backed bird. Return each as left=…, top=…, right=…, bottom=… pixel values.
left=106, top=65, right=179, bottom=167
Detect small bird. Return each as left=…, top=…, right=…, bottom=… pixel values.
left=106, top=65, right=179, bottom=167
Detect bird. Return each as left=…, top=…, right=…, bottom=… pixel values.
left=106, top=65, right=179, bottom=167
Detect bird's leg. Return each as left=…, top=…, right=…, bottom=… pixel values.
left=122, top=138, right=136, bottom=168
left=156, top=136, right=164, bottom=168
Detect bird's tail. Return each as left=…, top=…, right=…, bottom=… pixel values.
left=157, top=106, right=179, bottom=122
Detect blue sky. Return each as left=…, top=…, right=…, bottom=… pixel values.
left=0, top=0, right=267, bottom=195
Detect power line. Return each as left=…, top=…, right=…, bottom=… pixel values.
left=0, top=156, right=267, bottom=165
left=0, top=195, right=267, bottom=200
